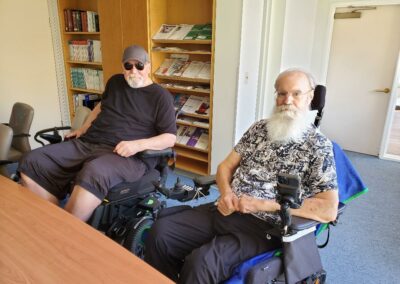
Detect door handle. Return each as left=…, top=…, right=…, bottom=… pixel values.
left=374, top=88, right=391, bottom=93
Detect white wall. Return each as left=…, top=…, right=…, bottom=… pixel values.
left=0, top=0, right=61, bottom=149
left=211, top=0, right=243, bottom=173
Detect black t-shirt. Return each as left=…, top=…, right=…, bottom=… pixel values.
left=82, top=74, right=177, bottom=146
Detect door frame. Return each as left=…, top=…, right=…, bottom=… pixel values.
left=380, top=52, right=400, bottom=161
left=321, top=0, right=400, bottom=160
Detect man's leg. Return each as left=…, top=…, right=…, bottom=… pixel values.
left=20, top=173, right=59, bottom=205
left=71, top=152, right=147, bottom=221
left=179, top=212, right=282, bottom=284
left=18, top=140, right=86, bottom=203
left=144, top=204, right=216, bottom=282
left=64, top=185, right=102, bottom=221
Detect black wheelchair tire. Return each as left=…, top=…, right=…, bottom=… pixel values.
left=123, top=217, right=154, bottom=259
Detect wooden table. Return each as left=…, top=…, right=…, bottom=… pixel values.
left=0, top=176, right=173, bottom=284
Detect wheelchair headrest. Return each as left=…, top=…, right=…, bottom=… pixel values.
left=311, top=85, right=326, bottom=111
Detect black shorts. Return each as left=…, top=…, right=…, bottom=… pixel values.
left=18, top=139, right=147, bottom=200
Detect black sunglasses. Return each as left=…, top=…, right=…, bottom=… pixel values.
left=124, top=61, right=145, bottom=71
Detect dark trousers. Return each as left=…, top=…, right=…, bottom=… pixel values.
left=144, top=203, right=281, bottom=284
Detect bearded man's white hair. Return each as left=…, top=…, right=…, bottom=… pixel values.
left=267, top=68, right=316, bottom=143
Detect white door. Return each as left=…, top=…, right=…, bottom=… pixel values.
left=322, top=5, right=400, bottom=155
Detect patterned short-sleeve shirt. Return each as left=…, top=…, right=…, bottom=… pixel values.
left=233, top=119, right=338, bottom=224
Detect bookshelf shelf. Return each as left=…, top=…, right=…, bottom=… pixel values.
left=177, top=121, right=209, bottom=130
left=180, top=112, right=209, bottom=120
left=165, top=87, right=210, bottom=95
left=64, top=32, right=100, bottom=35
left=70, top=87, right=103, bottom=95
left=154, top=75, right=210, bottom=84
left=175, top=143, right=209, bottom=154
left=176, top=158, right=208, bottom=175
left=67, top=60, right=103, bottom=66
left=152, top=39, right=212, bottom=45
left=175, top=147, right=208, bottom=162
left=153, top=50, right=212, bottom=55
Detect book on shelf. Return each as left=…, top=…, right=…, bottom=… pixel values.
left=168, top=24, right=194, bottom=40
left=195, top=129, right=209, bottom=150
left=179, top=96, right=210, bottom=116
left=152, top=24, right=179, bottom=40
left=70, top=67, right=104, bottom=91
left=197, top=62, right=211, bottom=80
left=187, top=128, right=209, bottom=150
left=176, top=126, right=209, bottom=150
left=155, top=58, right=174, bottom=76
left=173, top=94, right=190, bottom=111
left=177, top=125, right=197, bottom=145
left=183, top=24, right=212, bottom=40
left=181, top=61, right=205, bottom=78
left=68, top=39, right=102, bottom=63
left=64, top=9, right=99, bottom=32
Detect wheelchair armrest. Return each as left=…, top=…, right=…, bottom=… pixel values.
left=194, top=174, right=216, bottom=187
left=138, top=148, right=175, bottom=159
left=0, top=160, right=14, bottom=166
left=290, top=202, right=346, bottom=231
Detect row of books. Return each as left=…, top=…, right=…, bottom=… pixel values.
left=152, top=46, right=210, bottom=53
left=174, top=94, right=210, bottom=116
left=156, top=56, right=211, bottom=80
left=68, top=40, right=102, bottom=63
left=176, top=126, right=209, bottom=151
left=63, top=9, right=100, bottom=32
left=160, top=82, right=210, bottom=93
left=73, top=94, right=101, bottom=111
left=153, top=24, right=212, bottom=40
left=70, top=68, right=104, bottom=92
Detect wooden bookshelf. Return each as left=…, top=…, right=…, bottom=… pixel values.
left=57, top=0, right=103, bottom=119
left=149, top=0, right=215, bottom=175
left=57, top=0, right=149, bottom=119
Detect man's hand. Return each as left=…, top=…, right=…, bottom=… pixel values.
left=217, top=191, right=239, bottom=216
left=237, top=195, right=261, bottom=214
left=114, top=140, right=143, bottom=157
left=65, top=128, right=85, bottom=139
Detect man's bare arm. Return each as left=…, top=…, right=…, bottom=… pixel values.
left=238, top=190, right=338, bottom=223
left=114, top=133, right=176, bottom=157
left=65, top=102, right=102, bottom=138
left=216, top=150, right=241, bottom=216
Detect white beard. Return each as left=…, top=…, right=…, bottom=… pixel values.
left=126, top=75, right=145, bottom=88
left=267, top=105, right=310, bottom=143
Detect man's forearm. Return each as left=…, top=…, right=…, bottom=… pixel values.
left=290, top=191, right=338, bottom=223
left=133, top=133, right=176, bottom=152
left=80, top=103, right=101, bottom=133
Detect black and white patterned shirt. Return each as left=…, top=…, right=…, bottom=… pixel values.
left=232, top=119, right=338, bottom=224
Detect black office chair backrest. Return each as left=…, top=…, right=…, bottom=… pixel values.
left=311, top=85, right=326, bottom=127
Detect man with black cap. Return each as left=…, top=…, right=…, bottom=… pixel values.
left=18, top=45, right=177, bottom=221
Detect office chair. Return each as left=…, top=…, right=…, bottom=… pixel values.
left=3, top=102, right=34, bottom=162
left=0, top=124, right=14, bottom=178
left=34, top=106, right=91, bottom=145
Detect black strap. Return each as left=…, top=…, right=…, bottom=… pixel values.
left=317, top=225, right=330, bottom=249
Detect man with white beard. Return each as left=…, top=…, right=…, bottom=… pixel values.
left=18, top=45, right=176, bottom=221
left=145, top=69, right=339, bottom=284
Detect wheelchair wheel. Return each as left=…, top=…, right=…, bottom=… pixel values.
left=123, top=217, right=154, bottom=259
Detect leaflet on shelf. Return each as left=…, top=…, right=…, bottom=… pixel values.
left=152, top=24, right=179, bottom=40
